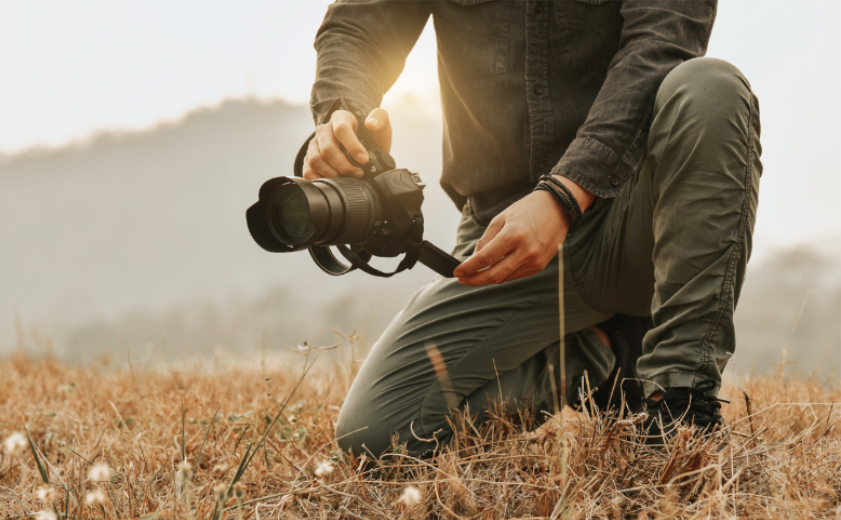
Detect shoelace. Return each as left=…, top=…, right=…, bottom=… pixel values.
left=643, top=380, right=730, bottom=427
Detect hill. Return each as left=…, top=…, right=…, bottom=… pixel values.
left=0, top=96, right=459, bottom=361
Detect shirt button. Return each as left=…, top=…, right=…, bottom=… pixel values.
left=609, top=175, right=620, bottom=187
left=533, top=85, right=544, bottom=95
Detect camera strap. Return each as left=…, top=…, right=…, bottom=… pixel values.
left=307, top=236, right=421, bottom=278
left=334, top=215, right=424, bottom=278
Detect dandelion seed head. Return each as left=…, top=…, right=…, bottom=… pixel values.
left=176, top=460, right=193, bottom=483
left=3, top=432, right=26, bottom=453
left=85, top=489, right=106, bottom=505
left=399, top=485, right=422, bottom=506
left=314, top=460, right=334, bottom=477
left=36, top=486, right=57, bottom=503
left=88, top=463, right=111, bottom=482
left=35, top=511, right=57, bottom=520
left=233, top=482, right=245, bottom=498
left=213, top=483, right=228, bottom=500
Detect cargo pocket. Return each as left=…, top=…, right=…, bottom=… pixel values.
left=434, top=0, right=513, bottom=80
left=555, top=0, right=623, bottom=70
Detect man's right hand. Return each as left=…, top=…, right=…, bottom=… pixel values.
left=302, top=107, right=392, bottom=181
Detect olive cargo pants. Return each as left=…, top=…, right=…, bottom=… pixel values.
left=336, top=58, right=762, bottom=457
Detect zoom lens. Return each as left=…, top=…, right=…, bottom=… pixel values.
left=248, top=176, right=383, bottom=252
left=321, top=177, right=380, bottom=245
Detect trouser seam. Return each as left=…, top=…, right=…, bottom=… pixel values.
left=697, top=88, right=756, bottom=381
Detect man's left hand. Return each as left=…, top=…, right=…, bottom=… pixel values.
left=454, top=176, right=594, bottom=286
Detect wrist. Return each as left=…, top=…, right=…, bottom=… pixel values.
left=533, top=190, right=570, bottom=232
left=551, top=175, right=596, bottom=212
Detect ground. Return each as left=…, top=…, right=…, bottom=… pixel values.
left=1, top=350, right=840, bottom=519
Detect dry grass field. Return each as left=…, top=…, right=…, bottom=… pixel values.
left=1, top=348, right=840, bottom=519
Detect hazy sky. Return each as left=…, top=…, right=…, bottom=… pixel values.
left=0, top=0, right=839, bottom=253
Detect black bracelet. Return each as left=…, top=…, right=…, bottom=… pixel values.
left=540, top=175, right=582, bottom=218
left=534, top=180, right=582, bottom=231
left=534, top=176, right=583, bottom=231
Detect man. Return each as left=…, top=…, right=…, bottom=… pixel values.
left=303, top=0, right=761, bottom=455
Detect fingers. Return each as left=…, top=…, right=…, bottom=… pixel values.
left=455, top=239, right=510, bottom=279
left=303, top=136, right=341, bottom=180
left=305, top=110, right=365, bottom=179
left=331, top=111, right=369, bottom=165
left=458, top=251, right=525, bottom=286
left=454, top=216, right=506, bottom=278
left=365, top=108, right=392, bottom=153
left=316, top=128, right=363, bottom=178
left=455, top=215, right=552, bottom=285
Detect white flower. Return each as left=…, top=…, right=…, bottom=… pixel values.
left=213, top=483, right=228, bottom=500
left=3, top=432, right=26, bottom=453
left=35, top=511, right=57, bottom=520
left=36, top=486, right=57, bottom=502
left=399, top=485, right=422, bottom=506
left=314, top=460, right=334, bottom=477
left=85, top=489, right=106, bottom=505
left=176, top=461, right=192, bottom=483
left=88, top=463, right=111, bottom=482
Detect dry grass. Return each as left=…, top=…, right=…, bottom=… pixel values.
left=1, top=349, right=840, bottom=519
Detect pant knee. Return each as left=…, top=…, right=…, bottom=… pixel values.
left=335, top=407, right=393, bottom=457
left=656, top=57, right=753, bottom=114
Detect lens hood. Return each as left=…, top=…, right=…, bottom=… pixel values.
left=247, top=175, right=382, bottom=253
left=247, top=176, right=324, bottom=252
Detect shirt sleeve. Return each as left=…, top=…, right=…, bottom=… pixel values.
left=310, top=0, right=432, bottom=126
left=552, top=1, right=717, bottom=199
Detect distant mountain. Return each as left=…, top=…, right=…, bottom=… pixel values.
left=0, top=97, right=837, bottom=378
left=0, top=96, right=460, bottom=360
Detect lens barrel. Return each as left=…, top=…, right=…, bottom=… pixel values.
left=321, top=177, right=380, bottom=245
left=248, top=176, right=382, bottom=252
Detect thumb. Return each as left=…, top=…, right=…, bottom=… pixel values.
left=365, top=108, right=392, bottom=153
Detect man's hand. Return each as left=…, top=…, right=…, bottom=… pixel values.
left=302, top=107, right=392, bottom=181
left=454, top=176, right=595, bottom=286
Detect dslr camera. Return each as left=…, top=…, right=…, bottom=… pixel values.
left=246, top=99, right=460, bottom=278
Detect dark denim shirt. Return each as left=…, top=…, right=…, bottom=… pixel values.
left=310, top=1, right=717, bottom=223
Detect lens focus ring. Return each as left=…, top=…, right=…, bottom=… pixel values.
left=326, top=177, right=380, bottom=244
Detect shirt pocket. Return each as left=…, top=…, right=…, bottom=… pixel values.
left=555, top=0, right=623, bottom=70
left=434, top=0, right=513, bottom=80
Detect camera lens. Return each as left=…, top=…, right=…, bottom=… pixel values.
left=272, top=185, right=316, bottom=245
left=321, top=177, right=380, bottom=245
left=248, top=175, right=383, bottom=253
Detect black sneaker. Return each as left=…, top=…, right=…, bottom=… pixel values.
left=641, top=379, right=728, bottom=445
left=588, top=314, right=653, bottom=414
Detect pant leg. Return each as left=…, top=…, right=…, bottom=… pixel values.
left=566, top=57, right=762, bottom=398
left=335, top=204, right=613, bottom=457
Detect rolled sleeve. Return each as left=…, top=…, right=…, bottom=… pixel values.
left=554, top=1, right=717, bottom=199
left=309, top=0, right=431, bottom=126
